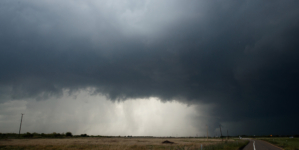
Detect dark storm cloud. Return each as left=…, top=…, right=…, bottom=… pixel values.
left=1, top=0, right=299, bottom=135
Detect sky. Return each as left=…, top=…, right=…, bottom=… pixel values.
left=0, top=0, right=299, bottom=136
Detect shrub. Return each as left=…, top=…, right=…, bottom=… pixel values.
left=66, top=132, right=73, bottom=137
left=23, top=132, right=34, bottom=138
left=54, top=133, right=61, bottom=137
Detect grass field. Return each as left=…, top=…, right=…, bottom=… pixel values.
left=0, top=138, right=248, bottom=150
left=259, top=137, right=299, bottom=150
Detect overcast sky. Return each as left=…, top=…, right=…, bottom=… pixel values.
left=1, top=0, right=299, bottom=136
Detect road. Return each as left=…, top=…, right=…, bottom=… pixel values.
left=242, top=139, right=282, bottom=150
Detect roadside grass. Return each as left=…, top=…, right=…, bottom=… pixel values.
left=259, top=138, right=299, bottom=150
left=200, top=140, right=248, bottom=150
left=176, top=140, right=249, bottom=150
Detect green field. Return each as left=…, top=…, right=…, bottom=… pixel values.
left=259, top=137, right=299, bottom=150
left=191, top=140, right=249, bottom=150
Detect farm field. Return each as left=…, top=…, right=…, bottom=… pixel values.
left=258, top=137, right=299, bottom=150
left=0, top=137, right=248, bottom=150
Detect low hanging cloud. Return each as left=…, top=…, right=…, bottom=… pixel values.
left=0, top=90, right=204, bottom=136
left=1, top=0, right=299, bottom=135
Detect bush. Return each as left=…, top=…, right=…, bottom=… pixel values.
left=66, top=132, right=73, bottom=137
left=22, top=132, right=34, bottom=138
left=54, top=133, right=61, bottom=137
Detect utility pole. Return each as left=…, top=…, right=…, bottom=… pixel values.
left=206, top=125, right=208, bottom=140
left=219, top=125, right=223, bottom=142
left=19, top=113, right=24, bottom=137
left=227, top=130, right=229, bottom=140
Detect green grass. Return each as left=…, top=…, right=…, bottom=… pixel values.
left=175, top=140, right=249, bottom=150
left=203, top=140, right=249, bottom=150
left=259, top=137, right=299, bottom=150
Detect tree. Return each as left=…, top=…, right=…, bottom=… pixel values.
left=66, top=132, right=73, bottom=137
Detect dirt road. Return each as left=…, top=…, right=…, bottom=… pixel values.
left=243, top=139, right=282, bottom=150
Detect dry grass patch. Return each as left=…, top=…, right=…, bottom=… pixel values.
left=0, top=138, right=237, bottom=150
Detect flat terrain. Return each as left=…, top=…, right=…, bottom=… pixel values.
left=0, top=138, right=245, bottom=150
left=258, top=138, right=299, bottom=150
left=243, top=139, right=282, bottom=150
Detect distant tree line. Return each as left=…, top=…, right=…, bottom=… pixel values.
left=0, top=132, right=75, bottom=139
left=1, top=132, right=298, bottom=139
left=0, top=132, right=110, bottom=139
left=239, top=135, right=299, bottom=138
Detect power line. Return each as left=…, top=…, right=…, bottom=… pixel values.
left=219, top=125, right=223, bottom=142
left=206, top=125, right=208, bottom=140
left=227, top=130, right=229, bottom=140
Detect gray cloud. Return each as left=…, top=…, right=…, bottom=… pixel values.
left=1, top=0, right=299, bottom=135
left=0, top=90, right=202, bottom=136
